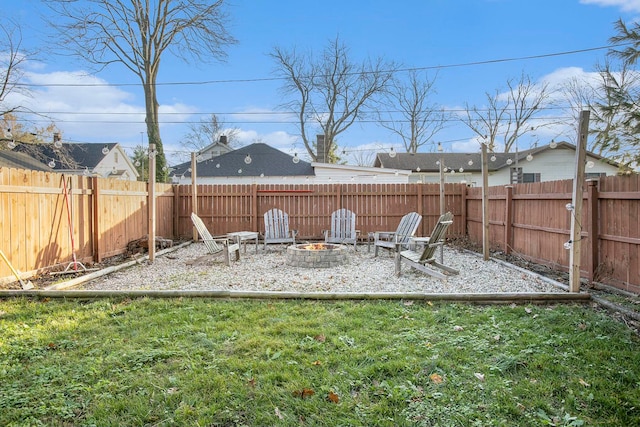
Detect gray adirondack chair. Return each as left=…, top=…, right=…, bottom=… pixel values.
left=324, top=208, right=359, bottom=249
left=190, top=213, right=240, bottom=266
left=263, top=208, right=297, bottom=248
left=373, top=212, right=422, bottom=257
left=395, top=211, right=459, bottom=279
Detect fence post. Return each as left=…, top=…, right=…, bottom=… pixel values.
left=587, top=179, right=600, bottom=283
left=252, top=183, right=258, bottom=232
left=148, top=144, right=156, bottom=262
left=173, top=184, right=179, bottom=239
left=461, top=184, right=467, bottom=237
left=91, top=176, right=102, bottom=263
left=505, top=186, right=513, bottom=255
left=191, top=153, right=198, bottom=242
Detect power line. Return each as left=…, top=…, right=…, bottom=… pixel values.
left=12, top=105, right=574, bottom=116
left=14, top=43, right=626, bottom=88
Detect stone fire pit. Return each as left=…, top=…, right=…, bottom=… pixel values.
left=286, top=243, right=349, bottom=268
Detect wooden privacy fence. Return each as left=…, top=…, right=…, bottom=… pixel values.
left=466, top=176, right=640, bottom=294
left=1, top=166, right=638, bottom=294
left=173, top=183, right=467, bottom=240
left=0, top=168, right=173, bottom=283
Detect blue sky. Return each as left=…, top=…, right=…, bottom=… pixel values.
left=3, top=0, right=640, bottom=165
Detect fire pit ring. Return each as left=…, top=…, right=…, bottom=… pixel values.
left=286, top=243, right=349, bottom=268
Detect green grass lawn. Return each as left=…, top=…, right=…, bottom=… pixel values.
left=1, top=297, right=639, bottom=426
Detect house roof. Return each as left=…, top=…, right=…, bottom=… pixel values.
left=0, top=150, right=53, bottom=171
left=374, top=141, right=619, bottom=172
left=13, top=142, right=118, bottom=170
left=171, top=143, right=314, bottom=177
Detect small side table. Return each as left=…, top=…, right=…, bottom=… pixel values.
left=409, top=236, right=444, bottom=264
left=227, top=231, right=259, bottom=254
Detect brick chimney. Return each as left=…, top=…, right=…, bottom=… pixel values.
left=316, top=135, right=326, bottom=163
left=219, top=135, right=228, bottom=145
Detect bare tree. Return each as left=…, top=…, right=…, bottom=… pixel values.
left=0, top=22, right=31, bottom=120
left=271, top=36, right=394, bottom=162
left=45, top=0, right=236, bottom=181
left=379, top=70, right=448, bottom=153
left=462, top=72, right=553, bottom=153
left=350, top=149, right=375, bottom=167
left=558, top=74, right=598, bottom=145
left=178, top=113, right=240, bottom=162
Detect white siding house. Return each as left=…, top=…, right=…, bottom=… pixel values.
left=375, top=142, right=622, bottom=187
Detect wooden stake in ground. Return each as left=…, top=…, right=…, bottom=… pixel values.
left=148, top=143, right=157, bottom=262
left=569, top=110, right=590, bottom=292
left=191, top=152, right=198, bottom=242
left=481, top=142, right=490, bottom=261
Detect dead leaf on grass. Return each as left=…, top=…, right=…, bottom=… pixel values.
left=328, top=391, right=340, bottom=403
left=292, top=388, right=315, bottom=399
left=314, top=334, right=326, bottom=342
left=275, top=407, right=284, bottom=420
left=579, top=378, right=591, bottom=387
left=403, top=300, right=414, bottom=306
left=474, top=373, right=485, bottom=382
left=453, top=325, right=464, bottom=331
left=429, top=373, right=444, bottom=384
left=312, top=360, right=322, bottom=366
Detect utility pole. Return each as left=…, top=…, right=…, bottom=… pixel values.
left=569, top=110, right=590, bottom=292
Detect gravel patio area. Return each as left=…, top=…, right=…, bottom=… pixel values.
left=81, top=242, right=566, bottom=294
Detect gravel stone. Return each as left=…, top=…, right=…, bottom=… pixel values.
left=82, top=243, right=565, bottom=294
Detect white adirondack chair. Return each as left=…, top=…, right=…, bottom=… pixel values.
left=324, top=208, right=359, bottom=249
left=395, top=211, right=459, bottom=279
left=263, top=208, right=297, bottom=248
left=190, top=213, right=240, bottom=266
left=373, top=211, right=422, bottom=257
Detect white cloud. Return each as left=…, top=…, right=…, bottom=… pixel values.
left=7, top=68, right=197, bottom=144
left=235, top=128, right=298, bottom=150
left=452, top=138, right=484, bottom=153
left=580, top=0, right=640, bottom=13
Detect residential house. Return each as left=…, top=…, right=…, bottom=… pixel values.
left=12, top=142, right=139, bottom=180
left=374, top=141, right=621, bottom=187
left=0, top=150, right=53, bottom=172
left=194, top=135, right=233, bottom=161
left=170, top=142, right=411, bottom=184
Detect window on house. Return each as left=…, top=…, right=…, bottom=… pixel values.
left=114, top=152, right=119, bottom=163
left=511, top=167, right=540, bottom=183
left=522, top=173, right=541, bottom=183
left=586, top=172, right=606, bottom=179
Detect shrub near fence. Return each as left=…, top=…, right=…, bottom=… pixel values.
left=1, top=166, right=638, bottom=294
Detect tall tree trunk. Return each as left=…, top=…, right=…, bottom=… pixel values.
left=143, top=80, right=166, bottom=182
